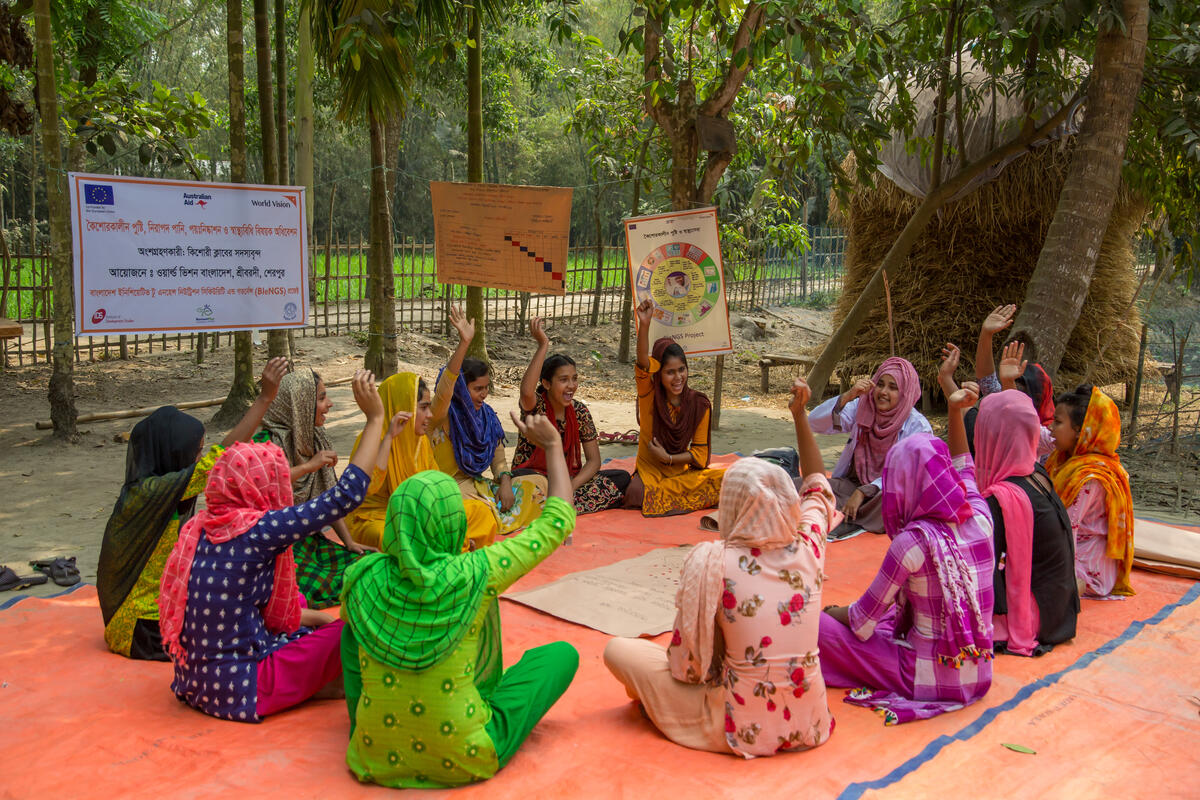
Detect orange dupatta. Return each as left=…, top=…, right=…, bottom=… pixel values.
left=1045, top=388, right=1135, bottom=596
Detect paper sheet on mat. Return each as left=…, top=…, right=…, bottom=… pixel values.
left=503, top=545, right=692, bottom=637
left=1133, top=519, right=1200, bottom=580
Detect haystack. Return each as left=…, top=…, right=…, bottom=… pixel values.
left=830, top=142, right=1144, bottom=395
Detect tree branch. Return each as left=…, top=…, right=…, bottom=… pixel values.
left=643, top=12, right=675, bottom=137
left=696, top=149, right=734, bottom=203
left=698, top=3, right=765, bottom=117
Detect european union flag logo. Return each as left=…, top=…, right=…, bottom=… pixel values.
left=84, top=183, right=114, bottom=205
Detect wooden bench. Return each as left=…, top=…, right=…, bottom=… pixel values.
left=759, top=353, right=815, bottom=393
left=0, top=317, right=20, bottom=371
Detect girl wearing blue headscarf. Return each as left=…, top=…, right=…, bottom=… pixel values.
left=427, top=306, right=547, bottom=540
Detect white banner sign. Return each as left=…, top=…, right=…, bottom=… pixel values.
left=623, top=206, right=732, bottom=356
left=69, top=173, right=308, bottom=335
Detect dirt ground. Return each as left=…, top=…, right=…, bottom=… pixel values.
left=0, top=309, right=843, bottom=598
left=1, top=307, right=1194, bottom=601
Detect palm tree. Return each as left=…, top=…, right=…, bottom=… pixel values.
left=310, top=0, right=418, bottom=378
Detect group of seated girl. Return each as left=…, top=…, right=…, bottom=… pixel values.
left=91, top=300, right=1137, bottom=783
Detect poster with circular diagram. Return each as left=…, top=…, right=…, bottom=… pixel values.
left=623, top=207, right=732, bottom=356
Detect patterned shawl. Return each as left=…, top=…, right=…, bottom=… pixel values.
left=882, top=434, right=990, bottom=666
left=1020, top=363, right=1056, bottom=428
left=262, top=367, right=336, bottom=502
left=854, top=357, right=921, bottom=483
left=645, top=337, right=712, bottom=458
left=340, top=470, right=490, bottom=671
left=1046, top=388, right=1135, bottom=596
left=98, top=407, right=206, bottom=624
left=158, top=443, right=302, bottom=665
left=673, top=458, right=804, bottom=683
left=976, top=391, right=1040, bottom=655
left=442, top=367, right=505, bottom=477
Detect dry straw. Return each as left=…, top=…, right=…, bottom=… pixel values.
left=826, top=143, right=1144, bottom=395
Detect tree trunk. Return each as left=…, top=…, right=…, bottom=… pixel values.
left=589, top=184, right=605, bottom=326
left=296, top=1, right=315, bottom=304
left=463, top=7, right=487, bottom=361
left=363, top=112, right=397, bottom=378
left=34, top=0, right=77, bottom=438
left=619, top=132, right=653, bottom=363
left=274, top=0, right=288, bottom=185
left=253, top=0, right=287, bottom=360
left=212, top=0, right=258, bottom=429
left=1010, top=0, right=1149, bottom=375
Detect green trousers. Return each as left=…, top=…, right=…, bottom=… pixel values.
left=484, top=641, right=579, bottom=767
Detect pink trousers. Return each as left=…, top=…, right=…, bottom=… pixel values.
left=256, top=620, right=344, bottom=717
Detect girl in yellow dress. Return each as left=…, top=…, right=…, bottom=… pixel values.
left=345, top=368, right=498, bottom=550
left=428, top=305, right=546, bottom=535
left=633, top=298, right=724, bottom=516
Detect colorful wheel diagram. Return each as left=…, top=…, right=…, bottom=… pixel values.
left=633, top=242, right=722, bottom=327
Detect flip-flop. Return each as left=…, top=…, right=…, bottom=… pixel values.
left=0, top=566, right=49, bottom=592
left=30, top=557, right=81, bottom=587
left=598, top=429, right=639, bottom=445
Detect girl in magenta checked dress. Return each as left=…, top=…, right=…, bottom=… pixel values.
left=819, top=382, right=995, bottom=725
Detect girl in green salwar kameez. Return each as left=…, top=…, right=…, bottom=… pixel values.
left=339, top=410, right=577, bottom=788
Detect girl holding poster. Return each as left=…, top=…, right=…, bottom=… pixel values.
left=633, top=298, right=724, bottom=517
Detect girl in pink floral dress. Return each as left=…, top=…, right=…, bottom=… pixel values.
left=604, top=380, right=837, bottom=757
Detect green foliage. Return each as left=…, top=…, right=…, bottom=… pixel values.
left=64, top=77, right=218, bottom=176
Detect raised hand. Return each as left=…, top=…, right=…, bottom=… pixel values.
left=351, top=369, right=384, bottom=421
left=635, top=297, right=655, bottom=330
left=386, top=411, right=412, bottom=439
left=449, top=304, right=475, bottom=344
left=259, top=356, right=290, bottom=402
left=981, top=304, right=1017, bottom=336
left=510, top=409, right=560, bottom=451
left=998, top=341, right=1027, bottom=390
left=530, top=316, right=550, bottom=348
left=939, top=342, right=960, bottom=381
left=948, top=381, right=980, bottom=411
left=789, top=377, right=812, bottom=416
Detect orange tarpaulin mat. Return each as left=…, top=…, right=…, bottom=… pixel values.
left=2, top=485, right=1197, bottom=798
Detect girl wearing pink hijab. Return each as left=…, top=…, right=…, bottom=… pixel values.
left=975, top=391, right=1078, bottom=656
left=809, top=357, right=930, bottom=539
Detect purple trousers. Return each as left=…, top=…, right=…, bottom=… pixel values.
left=256, top=620, right=344, bottom=717
left=818, top=610, right=914, bottom=696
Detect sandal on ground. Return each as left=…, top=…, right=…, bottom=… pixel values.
left=598, top=429, right=639, bottom=445
left=0, top=566, right=49, bottom=592
left=30, top=557, right=81, bottom=587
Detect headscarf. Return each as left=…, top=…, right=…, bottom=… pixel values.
left=643, top=337, right=712, bottom=459
left=515, top=385, right=583, bottom=475
left=853, top=357, right=922, bottom=484
left=882, top=434, right=990, bottom=666
left=98, top=407, right=207, bottom=624
left=442, top=367, right=505, bottom=477
left=673, top=458, right=809, bottom=683
left=158, top=442, right=302, bottom=665
left=1019, top=363, right=1056, bottom=428
left=340, top=470, right=489, bottom=671
left=349, top=373, right=438, bottom=503
left=976, top=391, right=1040, bottom=655
left=1046, top=388, right=1135, bottom=596
left=262, top=367, right=336, bottom=502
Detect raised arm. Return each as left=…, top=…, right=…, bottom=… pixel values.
left=511, top=410, right=571, bottom=502
left=975, top=304, right=1015, bottom=380
left=789, top=378, right=824, bottom=478
left=519, top=317, right=550, bottom=413
left=346, top=370, right=387, bottom=474
left=371, top=411, right=411, bottom=476
left=937, top=342, right=961, bottom=400
left=947, top=381, right=979, bottom=458
left=635, top=298, right=654, bottom=371
left=221, top=356, right=289, bottom=447
left=446, top=304, right=474, bottom=379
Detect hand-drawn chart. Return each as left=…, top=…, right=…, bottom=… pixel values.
left=431, top=181, right=573, bottom=295
left=624, top=207, right=733, bottom=356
